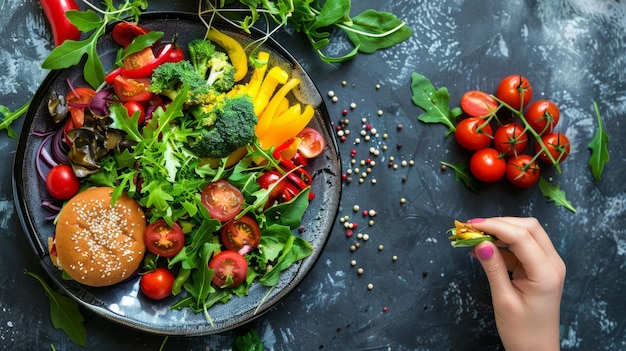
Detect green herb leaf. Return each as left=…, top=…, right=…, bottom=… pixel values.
left=66, top=10, right=103, bottom=32
left=233, top=329, right=264, bottom=351
left=538, top=177, right=576, bottom=213
left=410, top=72, right=462, bottom=136
left=440, top=161, right=481, bottom=193
left=0, top=100, right=30, bottom=138
left=345, top=10, right=413, bottom=54
left=25, top=270, right=87, bottom=346
left=450, top=236, right=495, bottom=248
left=588, top=101, right=610, bottom=181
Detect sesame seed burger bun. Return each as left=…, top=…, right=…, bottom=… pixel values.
left=54, top=187, right=146, bottom=287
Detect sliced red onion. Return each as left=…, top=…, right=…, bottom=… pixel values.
left=90, top=88, right=114, bottom=117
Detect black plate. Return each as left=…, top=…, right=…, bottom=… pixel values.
left=12, top=12, right=341, bottom=336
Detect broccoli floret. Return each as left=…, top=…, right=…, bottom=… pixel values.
left=187, top=39, right=216, bottom=78
left=206, top=52, right=235, bottom=93
left=149, top=60, right=214, bottom=105
left=189, top=95, right=258, bottom=158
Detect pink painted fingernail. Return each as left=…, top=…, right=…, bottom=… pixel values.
left=476, top=245, right=494, bottom=260
left=467, top=218, right=485, bottom=224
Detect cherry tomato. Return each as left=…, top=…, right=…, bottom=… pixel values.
left=220, top=216, right=261, bottom=254
left=535, top=132, right=570, bottom=164
left=144, top=219, right=185, bottom=258
left=40, top=0, right=80, bottom=46
left=460, top=90, right=499, bottom=117
left=140, top=267, right=175, bottom=300
left=46, top=164, right=80, bottom=200
left=65, top=87, right=96, bottom=128
left=112, top=75, right=153, bottom=102
left=123, top=101, right=146, bottom=126
left=506, top=154, right=541, bottom=188
left=496, top=75, right=532, bottom=110
left=201, top=180, right=244, bottom=222
left=295, top=127, right=325, bottom=158
left=455, top=117, right=493, bottom=151
left=63, top=118, right=76, bottom=147
left=493, top=123, right=528, bottom=157
left=258, top=170, right=287, bottom=201
left=525, top=99, right=560, bottom=134
left=469, top=148, right=506, bottom=183
left=209, top=250, right=248, bottom=288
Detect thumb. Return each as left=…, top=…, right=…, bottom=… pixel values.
left=473, top=242, right=513, bottom=297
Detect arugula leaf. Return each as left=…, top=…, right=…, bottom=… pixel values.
left=0, top=100, right=30, bottom=139
left=25, top=270, right=87, bottom=346
left=588, top=101, right=610, bottom=181
left=260, top=228, right=313, bottom=287
left=440, top=161, right=481, bottom=193
left=538, top=177, right=576, bottom=213
left=410, top=72, right=463, bottom=136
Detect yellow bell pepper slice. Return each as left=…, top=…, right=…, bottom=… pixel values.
left=206, top=27, right=248, bottom=82
left=257, top=104, right=315, bottom=150
left=246, top=51, right=270, bottom=100
left=255, top=77, right=301, bottom=137
left=253, top=66, right=289, bottom=116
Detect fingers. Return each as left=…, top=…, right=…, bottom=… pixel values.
left=473, top=241, right=516, bottom=298
left=469, top=217, right=565, bottom=283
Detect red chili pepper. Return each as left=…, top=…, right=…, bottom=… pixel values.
left=104, top=67, right=123, bottom=85
left=120, top=44, right=174, bottom=78
left=111, top=22, right=150, bottom=48
left=40, top=0, right=81, bottom=47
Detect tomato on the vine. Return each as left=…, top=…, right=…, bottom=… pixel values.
left=209, top=250, right=248, bottom=288
left=140, top=267, right=175, bottom=300
left=144, top=219, right=185, bottom=258
left=220, top=216, right=261, bottom=254
left=526, top=99, right=560, bottom=134
left=46, top=164, right=80, bottom=200
left=496, top=75, right=532, bottom=110
left=493, top=123, right=528, bottom=157
left=460, top=90, right=499, bottom=117
left=535, top=132, right=570, bottom=164
left=506, top=155, right=541, bottom=188
left=469, top=148, right=506, bottom=182
left=455, top=117, right=493, bottom=151
left=201, top=180, right=244, bottom=222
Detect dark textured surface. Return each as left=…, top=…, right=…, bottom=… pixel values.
left=1, top=0, right=625, bottom=350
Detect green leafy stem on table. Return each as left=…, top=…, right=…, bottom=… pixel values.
left=410, top=72, right=611, bottom=213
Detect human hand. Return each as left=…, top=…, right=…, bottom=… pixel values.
left=468, top=217, right=565, bottom=351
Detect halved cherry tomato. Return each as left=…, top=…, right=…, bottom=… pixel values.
left=460, top=90, right=499, bottom=117
left=201, top=180, right=244, bottom=222
left=112, top=75, right=152, bottom=102
left=66, top=87, right=96, bottom=128
left=506, top=154, right=540, bottom=188
left=493, top=123, right=528, bottom=157
left=295, top=127, right=325, bottom=158
left=46, top=164, right=80, bottom=200
left=140, top=267, right=175, bottom=300
left=208, top=250, right=248, bottom=288
left=455, top=117, right=493, bottom=151
left=144, top=219, right=185, bottom=258
left=220, top=216, right=261, bottom=254
left=496, top=75, right=532, bottom=110
left=470, top=148, right=506, bottom=183
left=123, top=101, right=146, bottom=126
left=123, top=47, right=156, bottom=71
left=535, top=132, right=570, bottom=164
left=526, top=99, right=560, bottom=134
left=111, top=22, right=150, bottom=48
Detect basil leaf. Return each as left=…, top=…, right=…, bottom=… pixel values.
left=588, top=101, right=610, bottom=181
left=346, top=10, right=413, bottom=54
left=538, top=177, right=576, bottom=213
left=410, top=72, right=462, bottom=136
